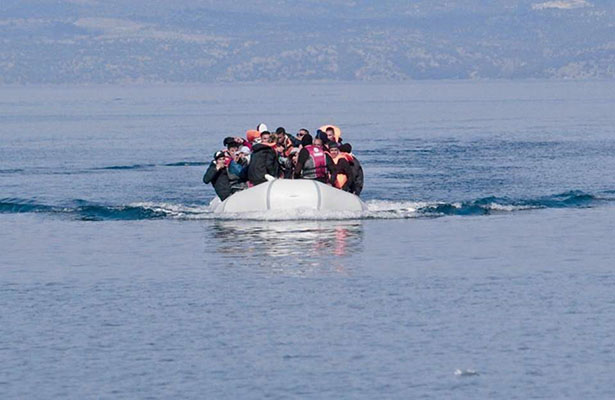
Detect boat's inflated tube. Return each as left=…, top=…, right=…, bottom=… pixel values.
left=213, top=179, right=366, bottom=213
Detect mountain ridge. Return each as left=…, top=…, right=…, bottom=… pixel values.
left=1, top=1, right=613, bottom=83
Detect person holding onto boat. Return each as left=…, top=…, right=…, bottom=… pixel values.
left=248, top=130, right=279, bottom=185
left=339, top=143, right=363, bottom=196
left=223, top=139, right=249, bottom=194
left=294, top=133, right=337, bottom=185
left=203, top=150, right=233, bottom=201
left=327, top=142, right=353, bottom=192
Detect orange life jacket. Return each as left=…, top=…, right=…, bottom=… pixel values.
left=246, top=129, right=260, bottom=143
left=331, top=154, right=348, bottom=189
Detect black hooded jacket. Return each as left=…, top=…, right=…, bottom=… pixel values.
left=349, top=156, right=364, bottom=196
left=248, top=143, right=279, bottom=185
left=203, top=162, right=232, bottom=200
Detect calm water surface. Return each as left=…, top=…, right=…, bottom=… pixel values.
left=1, top=81, right=615, bottom=399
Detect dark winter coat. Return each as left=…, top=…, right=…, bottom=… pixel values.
left=247, top=143, right=278, bottom=185
left=203, top=162, right=232, bottom=201
left=349, top=156, right=364, bottom=196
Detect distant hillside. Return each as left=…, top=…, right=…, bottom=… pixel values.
left=0, top=0, right=613, bottom=83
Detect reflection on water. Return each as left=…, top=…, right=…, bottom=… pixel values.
left=208, top=220, right=364, bottom=274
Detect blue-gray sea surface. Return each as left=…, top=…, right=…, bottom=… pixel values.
left=1, top=81, right=615, bottom=399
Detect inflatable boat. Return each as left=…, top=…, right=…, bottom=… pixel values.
left=213, top=178, right=367, bottom=214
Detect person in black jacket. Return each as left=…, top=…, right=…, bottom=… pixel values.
left=203, top=151, right=233, bottom=200
left=247, top=131, right=279, bottom=185
left=294, top=134, right=337, bottom=185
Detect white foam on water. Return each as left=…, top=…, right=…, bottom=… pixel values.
left=454, top=368, right=479, bottom=377
left=486, top=202, right=540, bottom=212
left=131, top=202, right=214, bottom=219
left=363, top=199, right=431, bottom=219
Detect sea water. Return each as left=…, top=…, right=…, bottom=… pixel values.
left=1, top=81, right=615, bottom=399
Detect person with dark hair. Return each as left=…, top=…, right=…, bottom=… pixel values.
left=315, top=129, right=329, bottom=146
left=327, top=142, right=353, bottom=192
left=203, top=151, right=233, bottom=200
left=339, top=143, right=363, bottom=196
left=325, top=126, right=337, bottom=143
left=338, top=143, right=351, bottom=153
left=247, top=131, right=279, bottom=185
left=274, top=126, right=301, bottom=147
left=278, top=146, right=299, bottom=179
left=225, top=140, right=249, bottom=194
left=301, top=132, right=313, bottom=147
left=294, top=134, right=337, bottom=185
left=296, top=128, right=309, bottom=143
left=224, top=136, right=249, bottom=149
left=274, top=127, right=296, bottom=156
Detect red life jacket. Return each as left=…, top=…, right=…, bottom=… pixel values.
left=304, top=145, right=327, bottom=179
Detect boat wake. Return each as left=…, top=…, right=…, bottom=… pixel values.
left=1, top=190, right=613, bottom=221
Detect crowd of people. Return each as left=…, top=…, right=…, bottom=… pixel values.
left=203, top=124, right=364, bottom=201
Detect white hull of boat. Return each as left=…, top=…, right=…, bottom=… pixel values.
left=213, top=179, right=367, bottom=213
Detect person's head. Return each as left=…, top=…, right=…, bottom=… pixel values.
left=326, top=127, right=335, bottom=142
left=257, top=123, right=268, bottom=133
left=289, top=148, right=300, bottom=164
left=226, top=140, right=239, bottom=155
left=260, top=131, right=271, bottom=143
left=313, top=137, right=323, bottom=148
left=275, top=127, right=286, bottom=136
left=301, top=133, right=313, bottom=147
left=328, top=142, right=339, bottom=157
left=297, top=128, right=309, bottom=139
left=315, top=129, right=328, bottom=143
left=238, top=146, right=251, bottom=161
left=339, top=143, right=352, bottom=153
left=269, top=133, right=278, bottom=144
left=214, top=150, right=226, bottom=164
